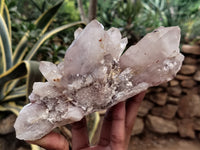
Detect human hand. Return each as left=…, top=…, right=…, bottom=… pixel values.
left=29, top=91, right=145, bottom=150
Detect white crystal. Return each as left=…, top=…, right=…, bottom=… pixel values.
left=14, top=20, right=184, bottom=141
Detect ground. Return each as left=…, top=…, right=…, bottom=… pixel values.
left=129, top=132, right=200, bottom=150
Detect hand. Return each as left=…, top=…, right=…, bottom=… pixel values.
left=29, top=92, right=145, bottom=150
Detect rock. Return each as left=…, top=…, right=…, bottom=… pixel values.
left=182, top=87, right=199, bottom=95
left=194, top=70, right=200, bottom=81
left=0, top=138, right=6, bottom=150
left=178, top=94, right=200, bottom=118
left=183, top=57, right=198, bottom=65
left=0, top=114, right=16, bottom=135
left=167, top=86, right=182, bottom=97
left=149, top=87, right=164, bottom=93
left=151, top=104, right=178, bottom=119
left=159, top=82, right=168, bottom=88
left=167, top=96, right=180, bottom=104
left=150, top=92, right=168, bottom=106
left=132, top=117, right=144, bottom=135
left=179, top=65, right=196, bottom=75
left=14, top=20, right=184, bottom=141
left=194, top=118, right=200, bottom=131
left=180, top=79, right=196, bottom=88
left=138, top=100, right=154, bottom=117
left=169, top=79, right=179, bottom=86
left=181, top=44, right=200, bottom=55
left=178, top=119, right=195, bottom=139
left=0, top=133, right=18, bottom=150
left=146, top=115, right=178, bottom=134
left=176, top=74, right=191, bottom=80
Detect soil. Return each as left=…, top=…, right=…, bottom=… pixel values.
left=128, top=132, right=200, bottom=150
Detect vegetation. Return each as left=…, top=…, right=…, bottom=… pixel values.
left=97, top=0, right=200, bottom=44
left=0, top=0, right=199, bottom=149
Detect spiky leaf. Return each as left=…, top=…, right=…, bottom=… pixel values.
left=0, top=14, right=12, bottom=71
left=12, top=1, right=63, bottom=65
left=25, top=21, right=84, bottom=60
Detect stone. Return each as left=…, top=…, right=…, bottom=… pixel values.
left=167, top=96, right=180, bottom=104
left=159, top=82, right=169, bottom=88
left=138, top=100, right=154, bottom=117
left=179, top=65, right=196, bottom=75
left=194, top=118, right=200, bottom=131
left=14, top=20, right=184, bottom=141
left=178, top=94, right=200, bottom=118
left=0, top=114, right=16, bottom=135
left=151, top=104, right=178, bottom=119
left=169, top=79, right=179, bottom=86
left=0, top=138, right=6, bottom=150
left=194, top=70, right=200, bottom=81
left=176, top=74, right=191, bottom=80
left=132, top=117, right=144, bottom=135
left=180, top=79, right=196, bottom=88
left=181, top=44, right=200, bottom=55
left=183, top=57, right=197, bottom=65
left=178, top=119, right=195, bottom=139
left=150, top=92, right=168, bottom=106
left=0, top=133, right=18, bottom=150
left=146, top=115, right=178, bottom=134
left=167, top=86, right=182, bottom=97
left=182, top=88, right=199, bottom=95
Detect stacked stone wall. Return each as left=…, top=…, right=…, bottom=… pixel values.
left=132, top=44, right=200, bottom=139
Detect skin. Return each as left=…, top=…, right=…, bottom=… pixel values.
left=29, top=91, right=145, bottom=150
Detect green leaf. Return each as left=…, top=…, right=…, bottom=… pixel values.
left=88, top=112, right=100, bottom=143
left=25, top=21, right=84, bottom=60
left=34, top=1, right=63, bottom=34
left=13, top=1, right=64, bottom=65
left=1, top=85, right=26, bottom=103
left=25, top=61, right=43, bottom=101
left=3, top=4, right=11, bottom=39
left=0, top=62, right=27, bottom=99
left=31, top=144, right=42, bottom=150
left=0, top=36, right=5, bottom=74
left=0, top=102, right=22, bottom=115
left=0, top=14, right=12, bottom=71
left=0, top=61, right=43, bottom=102
left=0, top=0, right=4, bottom=15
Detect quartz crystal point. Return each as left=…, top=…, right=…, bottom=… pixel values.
left=14, top=20, right=184, bottom=141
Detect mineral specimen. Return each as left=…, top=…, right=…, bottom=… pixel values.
left=14, top=20, right=184, bottom=141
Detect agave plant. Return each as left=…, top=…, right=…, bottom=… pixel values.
left=0, top=1, right=84, bottom=149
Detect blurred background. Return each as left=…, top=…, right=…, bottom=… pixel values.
left=0, top=0, right=200, bottom=149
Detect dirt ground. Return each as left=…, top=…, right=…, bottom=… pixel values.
left=128, top=132, right=200, bottom=150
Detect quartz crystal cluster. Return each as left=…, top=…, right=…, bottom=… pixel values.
left=14, top=20, right=184, bottom=141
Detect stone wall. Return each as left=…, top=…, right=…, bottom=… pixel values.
left=132, top=44, right=200, bottom=139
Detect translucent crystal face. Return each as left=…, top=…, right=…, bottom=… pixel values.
left=14, top=20, right=184, bottom=141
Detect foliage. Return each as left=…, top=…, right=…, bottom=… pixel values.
left=97, top=0, right=143, bottom=45
left=141, top=0, right=200, bottom=42
left=0, top=1, right=85, bottom=149
left=0, top=0, right=83, bottom=116
left=97, top=0, right=200, bottom=44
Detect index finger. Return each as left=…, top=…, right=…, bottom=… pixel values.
left=28, top=132, right=69, bottom=150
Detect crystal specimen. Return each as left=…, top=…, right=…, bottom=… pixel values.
left=14, top=20, right=184, bottom=141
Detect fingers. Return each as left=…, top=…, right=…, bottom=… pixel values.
left=71, top=117, right=89, bottom=150
left=98, top=107, right=113, bottom=146
left=28, top=132, right=69, bottom=150
left=126, top=91, right=145, bottom=129
left=110, top=102, right=126, bottom=150
left=125, top=91, right=146, bottom=145
left=99, top=102, right=126, bottom=149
